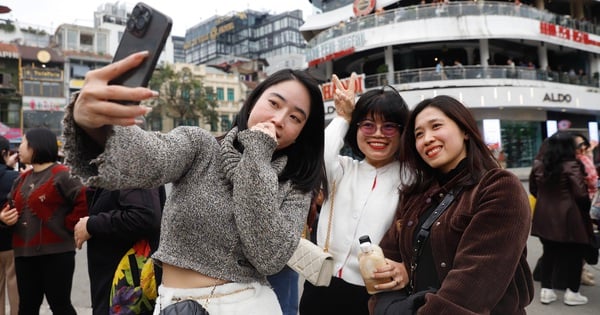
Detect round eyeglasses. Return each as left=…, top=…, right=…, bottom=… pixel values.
left=357, top=121, right=402, bottom=137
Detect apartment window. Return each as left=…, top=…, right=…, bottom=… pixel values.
left=97, top=33, right=108, bottom=54
left=71, top=64, right=90, bottom=79
left=67, top=29, right=78, bottom=50
left=23, top=81, right=62, bottom=97
left=220, top=114, right=231, bottom=131
left=217, top=87, right=224, bottom=101
left=227, top=88, right=234, bottom=101
left=80, top=33, right=93, bottom=46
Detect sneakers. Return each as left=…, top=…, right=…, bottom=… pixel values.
left=564, top=288, right=588, bottom=306
left=540, top=288, right=557, bottom=304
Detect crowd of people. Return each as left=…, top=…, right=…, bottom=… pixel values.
left=0, top=49, right=596, bottom=315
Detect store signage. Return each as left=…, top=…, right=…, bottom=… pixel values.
left=23, top=97, right=64, bottom=111
left=22, top=68, right=63, bottom=81
left=307, top=32, right=366, bottom=63
left=320, top=73, right=365, bottom=102
left=353, top=0, right=376, bottom=17
left=184, top=21, right=235, bottom=48
left=308, top=47, right=355, bottom=67
left=540, top=21, right=600, bottom=48
left=543, top=93, right=571, bottom=103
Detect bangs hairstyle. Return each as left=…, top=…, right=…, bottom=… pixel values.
left=230, top=69, right=326, bottom=193
left=401, top=95, right=499, bottom=194
left=25, top=128, right=59, bottom=164
left=344, top=86, right=409, bottom=159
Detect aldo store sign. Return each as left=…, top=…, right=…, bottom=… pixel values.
left=543, top=93, right=572, bottom=103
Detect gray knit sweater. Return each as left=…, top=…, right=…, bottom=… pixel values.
left=62, top=100, right=311, bottom=284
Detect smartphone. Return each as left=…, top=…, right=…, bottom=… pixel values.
left=109, top=2, right=172, bottom=104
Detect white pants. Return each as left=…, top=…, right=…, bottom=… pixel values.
left=153, top=281, right=282, bottom=315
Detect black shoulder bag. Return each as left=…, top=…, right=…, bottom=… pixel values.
left=373, top=187, right=462, bottom=315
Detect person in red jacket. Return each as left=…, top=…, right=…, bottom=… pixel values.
left=0, top=128, right=87, bottom=315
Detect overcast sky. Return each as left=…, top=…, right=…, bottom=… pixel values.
left=1, top=0, right=317, bottom=36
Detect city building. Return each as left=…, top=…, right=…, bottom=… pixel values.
left=0, top=43, right=21, bottom=138
left=54, top=23, right=112, bottom=96
left=17, top=45, right=65, bottom=136
left=148, top=62, right=249, bottom=134
left=172, top=35, right=185, bottom=63
left=0, top=18, right=51, bottom=48
left=301, top=0, right=600, bottom=169
left=183, top=9, right=307, bottom=74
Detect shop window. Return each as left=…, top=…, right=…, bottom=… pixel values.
left=500, top=121, right=542, bottom=168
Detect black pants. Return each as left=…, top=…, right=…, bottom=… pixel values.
left=540, top=239, right=585, bottom=292
left=299, top=277, right=370, bottom=315
left=15, top=251, right=77, bottom=315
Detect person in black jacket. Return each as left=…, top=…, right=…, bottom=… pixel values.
left=74, top=186, right=165, bottom=315
left=0, top=136, right=19, bottom=315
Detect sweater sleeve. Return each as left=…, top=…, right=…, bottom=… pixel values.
left=230, top=129, right=311, bottom=275
left=54, top=167, right=88, bottom=231
left=63, top=96, right=217, bottom=190
left=86, top=188, right=162, bottom=242
left=324, top=116, right=350, bottom=183
left=420, top=170, right=531, bottom=314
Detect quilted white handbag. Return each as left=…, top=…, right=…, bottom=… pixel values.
left=287, top=182, right=338, bottom=287
left=287, top=238, right=333, bottom=286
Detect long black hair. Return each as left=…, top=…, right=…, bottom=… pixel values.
left=228, top=69, right=326, bottom=194
left=542, top=131, right=577, bottom=180
left=400, top=95, right=499, bottom=194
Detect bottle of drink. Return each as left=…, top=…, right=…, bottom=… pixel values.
left=358, top=235, right=388, bottom=294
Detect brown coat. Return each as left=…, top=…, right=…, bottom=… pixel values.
left=529, top=159, right=594, bottom=244
left=378, top=168, right=533, bottom=314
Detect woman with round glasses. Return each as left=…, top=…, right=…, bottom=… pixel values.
left=299, top=74, right=409, bottom=315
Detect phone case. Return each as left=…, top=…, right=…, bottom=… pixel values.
left=109, top=2, right=172, bottom=92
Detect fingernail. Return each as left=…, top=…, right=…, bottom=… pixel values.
left=150, top=90, right=159, bottom=97
left=142, top=106, right=153, bottom=114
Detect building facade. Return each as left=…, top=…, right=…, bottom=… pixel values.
left=149, top=63, right=248, bottom=134
left=17, top=45, right=65, bottom=136
left=0, top=43, right=21, bottom=137
left=301, top=0, right=600, bottom=169
left=54, top=23, right=112, bottom=97
left=183, top=10, right=307, bottom=74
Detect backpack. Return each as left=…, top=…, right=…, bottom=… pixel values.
left=109, top=239, right=158, bottom=315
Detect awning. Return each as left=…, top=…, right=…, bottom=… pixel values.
left=299, top=6, right=354, bottom=34
left=300, top=0, right=401, bottom=40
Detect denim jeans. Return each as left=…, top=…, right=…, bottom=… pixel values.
left=268, top=266, right=299, bottom=315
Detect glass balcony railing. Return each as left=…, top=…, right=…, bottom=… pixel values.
left=308, top=1, right=599, bottom=47
left=363, top=65, right=599, bottom=89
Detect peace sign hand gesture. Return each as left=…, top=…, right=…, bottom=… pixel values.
left=332, top=72, right=357, bottom=122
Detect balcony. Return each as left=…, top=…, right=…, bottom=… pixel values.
left=363, top=65, right=599, bottom=90
left=307, top=2, right=599, bottom=48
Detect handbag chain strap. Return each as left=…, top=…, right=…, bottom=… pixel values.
left=323, top=181, right=336, bottom=253
left=408, top=187, right=462, bottom=294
